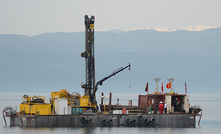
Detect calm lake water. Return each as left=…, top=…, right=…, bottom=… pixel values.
left=1, top=93, right=221, bottom=134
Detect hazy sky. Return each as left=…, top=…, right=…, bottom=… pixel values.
left=0, top=0, right=220, bottom=36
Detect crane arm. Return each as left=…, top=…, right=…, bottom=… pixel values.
left=94, top=63, right=131, bottom=93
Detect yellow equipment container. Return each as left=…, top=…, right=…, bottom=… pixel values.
left=79, top=95, right=97, bottom=111
left=19, top=95, right=51, bottom=115
left=80, top=95, right=90, bottom=107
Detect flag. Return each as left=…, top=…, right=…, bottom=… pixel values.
left=161, top=82, right=163, bottom=93
left=166, top=82, right=171, bottom=89
left=145, top=82, right=148, bottom=93
left=185, top=82, right=187, bottom=94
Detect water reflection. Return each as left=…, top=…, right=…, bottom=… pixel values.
left=1, top=124, right=221, bottom=134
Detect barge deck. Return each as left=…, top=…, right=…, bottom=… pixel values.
left=7, top=114, right=196, bottom=127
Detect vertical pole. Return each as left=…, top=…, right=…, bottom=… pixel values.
left=93, top=57, right=96, bottom=101
left=109, top=92, right=112, bottom=112
left=170, top=82, right=173, bottom=93
left=156, top=81, right=158, bottom=93
left=154, top=78, right=160, bottom=93
left=101, top=92, right=104, bottom=105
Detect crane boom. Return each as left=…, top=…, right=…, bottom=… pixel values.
left=95, top=63, right=131, bottom=93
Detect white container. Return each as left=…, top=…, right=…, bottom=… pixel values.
left=55, top=99, right=68, bottom=115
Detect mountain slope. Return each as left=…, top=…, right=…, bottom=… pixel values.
left=0, top=28, right=221, bottom=93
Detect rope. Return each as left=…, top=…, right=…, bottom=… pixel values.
left=129, top=68, right=132, bottom=91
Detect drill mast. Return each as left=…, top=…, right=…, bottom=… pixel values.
left=81, top=15, right=96, bottom=104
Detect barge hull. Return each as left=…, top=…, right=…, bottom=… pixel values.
left=10, top=114, right=195, bottom=128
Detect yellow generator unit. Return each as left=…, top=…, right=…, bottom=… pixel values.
left=80, top=95, right=90, bottom=107
left=20, top=95, right=51, bottom=115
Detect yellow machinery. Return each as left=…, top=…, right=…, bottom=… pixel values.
left=19, top=89, right=97, bottom=115
left=20, top=95, right=51, bottom=115
left=79, top=94, right=97, bottom=110
left=50, top=89, right=97, bottom=114
left=50, top=89, right=73, bottom=106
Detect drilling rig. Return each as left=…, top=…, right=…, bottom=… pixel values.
left=81, top=15, right=96, bottom=109
left=80, top=15, right=130, bottom=111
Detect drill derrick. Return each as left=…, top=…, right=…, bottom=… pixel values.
left=81, top=15, right=96, bottom=104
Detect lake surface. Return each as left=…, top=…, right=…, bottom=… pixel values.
left=1, top=93, right=221, bottom=134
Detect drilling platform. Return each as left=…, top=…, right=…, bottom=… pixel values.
left=2, top=15, right=202, bottom=128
